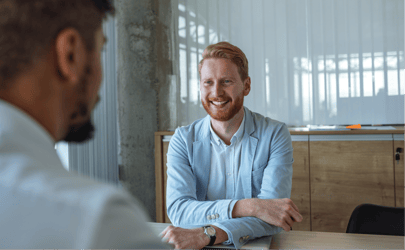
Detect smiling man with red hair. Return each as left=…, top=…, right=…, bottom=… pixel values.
left=199, top=42, right=249, bottom=122
left=160, top=41, right=303, bottom=249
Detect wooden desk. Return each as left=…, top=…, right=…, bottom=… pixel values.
left=148, top=223, right=404, bottom=249
left=271, top=231, right=404, bottom=249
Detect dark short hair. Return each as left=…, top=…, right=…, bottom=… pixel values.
left=0, top=0, right=115, bottom=89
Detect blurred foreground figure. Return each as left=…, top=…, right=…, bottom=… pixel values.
left=0, top=0, right=167, bottom=248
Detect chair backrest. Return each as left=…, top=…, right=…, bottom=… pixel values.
left=346, top=204, right=404, bottom=236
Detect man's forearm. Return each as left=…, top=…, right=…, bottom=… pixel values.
left=232, top=198, right=303, bottom=232
left=231, top=198, right=257, bottom=218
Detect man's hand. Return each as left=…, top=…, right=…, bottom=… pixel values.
left=233, top=198, right=303, bottom=232
left=160, top=226, right=209, bottom=249
left=253, top=198, right=303, bottom=231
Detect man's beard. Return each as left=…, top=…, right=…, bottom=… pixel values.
left=63, top=119, right=95, bottom=143
left=62, top=65, right=96, bottom=143
left=202, top=93, right=244, bottom=121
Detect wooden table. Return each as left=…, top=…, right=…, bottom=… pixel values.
left=149, top=223, right=404, bottom=249
left=270, top=230, right=404, bottom=249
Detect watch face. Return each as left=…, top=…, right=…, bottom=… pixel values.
left=206, top=227, right=215, bottom=236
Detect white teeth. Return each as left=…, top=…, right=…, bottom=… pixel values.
left=212, top=101, right=228, bottom=106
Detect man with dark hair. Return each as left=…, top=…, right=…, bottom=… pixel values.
left=0, top=0, right=166, bottom=248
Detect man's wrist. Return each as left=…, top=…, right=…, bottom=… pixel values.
left=196, top=227, right=211, bottom=246
left=203, top=226, right=216, bottom=246
left=203, top=230, right=211, bottom=245
left=209, top=225, right=228, bottom=245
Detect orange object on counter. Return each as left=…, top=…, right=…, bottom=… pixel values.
left=346, top=124, right=361, bottom=129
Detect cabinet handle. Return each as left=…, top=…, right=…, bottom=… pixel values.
left=395, top=148, right=403, bottom=164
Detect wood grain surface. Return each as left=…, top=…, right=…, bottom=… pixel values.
left=310, top=141, right=395, bottom=232
left=154, top=134, right=164, bottom=223
left=291, top=141, right=311, bottom=231
left=270, top=230, right=404, bottom=249
left=163, top=141, right=171, bottom=223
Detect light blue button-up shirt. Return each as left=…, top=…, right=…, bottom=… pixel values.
left=166, top=107, right=293, bottom=249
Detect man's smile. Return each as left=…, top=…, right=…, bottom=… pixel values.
left=211, top=100, right=229, bottom=106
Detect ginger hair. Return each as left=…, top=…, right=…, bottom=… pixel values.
left=198, top=41, right=249, bottom=81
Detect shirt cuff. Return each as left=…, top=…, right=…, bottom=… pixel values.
left=227, top=200, right=238, bottom=219
left=211, top=200, right=238, bottom=245
left=211, top=222, right=234, bottom=246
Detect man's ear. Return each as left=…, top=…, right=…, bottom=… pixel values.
left=54, top=28, right=87, bottom=85
left=243, top=77, right=251, bottom=96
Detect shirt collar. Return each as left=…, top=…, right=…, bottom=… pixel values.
left=210, top=111, right=246, bottom=146
left=0, top=99, right=56, bottom=149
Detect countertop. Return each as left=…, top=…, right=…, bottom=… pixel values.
left=155, top=126, right=404, bottom=136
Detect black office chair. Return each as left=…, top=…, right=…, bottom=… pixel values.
left=346, top=203, right=404, bottom=236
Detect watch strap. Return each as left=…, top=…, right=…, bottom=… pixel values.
left=207, top=234, right=216, bottom=246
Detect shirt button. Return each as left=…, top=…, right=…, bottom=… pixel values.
left=215, top=213, right=219, bottom=219
left=207, top=215, right=211, bottom=220
left=239, top=237, right=244, bottom=243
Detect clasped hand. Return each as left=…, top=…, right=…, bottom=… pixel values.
left=251, top=198, right=303, bottom=231
left=232, top=197, right=303, bottom=232
left=160, top=225, right=209, bottom=249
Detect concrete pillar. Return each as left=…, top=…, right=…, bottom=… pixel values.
left=115, top=0, right=174, bottom=221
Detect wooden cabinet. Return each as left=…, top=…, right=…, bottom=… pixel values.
left=155, top=132, right=172, bottom=223
left=155, top=130, right=404, bottom=233
left=394, top=140, right=404, bottom=207
left=162, top=141, right=171, bottom=223
left=290, top=139, right=311, bottom=231
left=310, top=139, right=395, bottom=233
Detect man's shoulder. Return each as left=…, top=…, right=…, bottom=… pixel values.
left=172, top=115, right=209, bottom=142
left=50, top=169, right=137, bottom=212
left=58, top=172, right=133, bottom=205
left=1, top=155, right=133, bottom=212
left=247, top=108, right=287, bottom=133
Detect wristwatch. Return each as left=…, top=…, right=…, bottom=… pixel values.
left=203, top=226, right=216, bottom=246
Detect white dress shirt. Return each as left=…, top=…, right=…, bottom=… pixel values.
left=206, top=113, right=245, bottom=244
left=0, top=100, right=167, bottom=249
left=207, top=113, right=246, bottom=202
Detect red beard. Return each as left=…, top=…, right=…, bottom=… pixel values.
left=202, top=94, right=244, bottom=121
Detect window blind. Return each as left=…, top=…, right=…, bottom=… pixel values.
left=173, top=0, right=404, bottom=127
